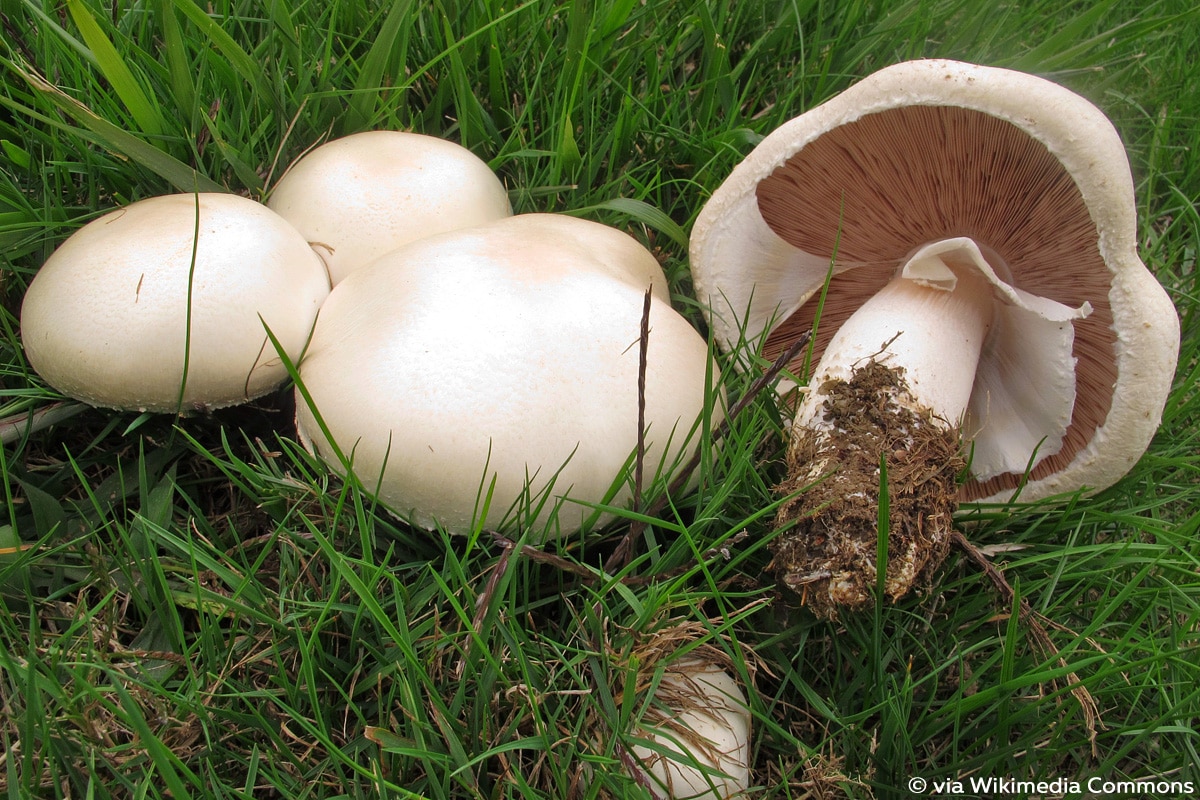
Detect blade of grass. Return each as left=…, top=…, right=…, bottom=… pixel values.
left=4, top=57, right=223, bottom=193
left=570, top=197, right=689, bottom=250
left=66, top=0, right=164, bottom=138
left=168, top=0, right=273, bottom=102
left=347, top=0, right=414, bottom=131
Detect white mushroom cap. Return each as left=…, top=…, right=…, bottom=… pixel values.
left=630, top=659, right=752, bottom=800
left=295, top=214, right=719, bottom=537
left=690, top=59, right=1180, bottom=504
left=267, top=130, right=512, bottom=285
left=20, top=193, right=330, bottom=413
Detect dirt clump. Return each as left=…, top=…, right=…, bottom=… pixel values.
left=771, top=360, right=964, bottom=619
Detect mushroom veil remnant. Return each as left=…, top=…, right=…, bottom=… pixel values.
left=689, top=59, right=1180, bottom=615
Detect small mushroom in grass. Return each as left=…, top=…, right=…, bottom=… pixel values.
left=20, top=193, right=330, bottom=414
left=689, top=59, right=1180, bottom=615
left=295, top=214, right=721, bottom=537
left=628, top=658, right=752, bottom=800
left=267, top=130, right=512, bottom=286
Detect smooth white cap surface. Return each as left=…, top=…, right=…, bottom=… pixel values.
left=295, top=214, right=719, bottom=537
left=267, top=130, right=512, bottom=285
left=630, top=660, right=752, bottom=800
left=21, top=193, right=330, bottom=412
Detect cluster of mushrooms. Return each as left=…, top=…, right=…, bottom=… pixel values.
left=21, top=130, right=719, bottom=535
left=17, top=60, right=1181, bottom=799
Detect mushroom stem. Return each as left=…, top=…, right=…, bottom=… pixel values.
left=773, top=239, right=997, bottom=616
left=799, top=242, right=997, bottom=435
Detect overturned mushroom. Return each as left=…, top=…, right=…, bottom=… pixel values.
left=295, top=214, right=720, bottom=537
left=689, top=60, right=1179, bottom=614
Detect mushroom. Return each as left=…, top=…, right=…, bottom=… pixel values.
left=266, top=130, right=512, bottom=285
left=689, top=59, right=1179, bottom=613
left=628, top=659, right=752, bottom=800
left=295, top=214, right=720, bottom=537
left=20, top=193, right=330, bottom=413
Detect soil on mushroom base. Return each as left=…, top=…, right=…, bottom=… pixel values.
left=771, top=361, right=964, bottom=619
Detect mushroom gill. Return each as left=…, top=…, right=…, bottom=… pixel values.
left=754, top=104, right=1118, bottom=500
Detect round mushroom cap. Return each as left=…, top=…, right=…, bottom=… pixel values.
left=630, top=660, right=752, bottom=800
left=690, top=59, right=1180, bottom=504
left=21, top=193, right=330, bottom=413
left=295, top=214, right=719, bottom=537
left=267, top=130, right=512, bottom=285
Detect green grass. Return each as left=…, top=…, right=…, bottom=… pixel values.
left=2, top=0, right=1199, bottom=797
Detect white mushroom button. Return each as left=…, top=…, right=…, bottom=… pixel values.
left=20, top=193, right=331, bottom=413
left=267, top=130, right=512, bottom=286
left=689, top=59, right=1179, bottom=613
left=628, top=659, right=752, bottom=800
left=294, top=214, right=721, bottom=537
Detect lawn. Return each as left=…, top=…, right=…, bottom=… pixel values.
left=2, top=1, right=1198, bottom=798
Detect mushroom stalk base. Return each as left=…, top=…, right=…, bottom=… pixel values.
left=772, top=361, right=965, bottom=618
left=770, top=244, right=994, bottom=618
